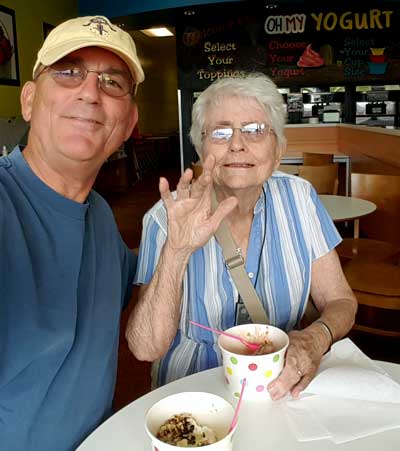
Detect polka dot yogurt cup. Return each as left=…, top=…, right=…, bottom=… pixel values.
left=218, top=324, right=289, bottom=401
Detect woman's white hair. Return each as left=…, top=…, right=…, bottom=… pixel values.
left=190, top=72, right=287, bottom=156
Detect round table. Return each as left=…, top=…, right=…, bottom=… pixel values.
left=77, top=361, right=400, bottom=451
left=319, top=195, right=377, bottom=238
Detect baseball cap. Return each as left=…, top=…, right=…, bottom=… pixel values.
left=33, top=16, right=145, bottom=85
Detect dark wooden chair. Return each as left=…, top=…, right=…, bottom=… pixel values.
left=191, top=160, right=203, bottom=179
left=337, top=173, right=400, bottom=263
left=343, top=260, right=400, bottom=338
left=277, top=164, right=300, bottom=175
left=348, top=173, right=400, bottom=245
left=298, top=164, right=339, bottom=194
left=302, top=152, right=333, bottom=166
left=338, top=173, right=400, bottom=338
left=337, top=238, right=400, bottom=264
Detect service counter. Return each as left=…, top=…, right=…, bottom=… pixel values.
left=284, top=124, right=400, bottom=175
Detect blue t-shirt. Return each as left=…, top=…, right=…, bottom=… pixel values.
left=0, top=148, right=136, bottom=451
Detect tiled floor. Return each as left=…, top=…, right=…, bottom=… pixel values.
left=103, top=162, right=400, bottom=414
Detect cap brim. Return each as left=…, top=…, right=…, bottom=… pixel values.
left=33, top=39, right=145, bottom=83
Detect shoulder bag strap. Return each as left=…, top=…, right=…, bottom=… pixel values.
left=211, top=190, right=270, bottom=324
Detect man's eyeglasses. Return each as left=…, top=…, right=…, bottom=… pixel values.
left=202, top=123, right=274, bottom=144
left=36, top=62, right=135, bottom=98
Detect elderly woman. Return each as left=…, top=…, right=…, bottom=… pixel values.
left=127, top=73, right=357, bottom=398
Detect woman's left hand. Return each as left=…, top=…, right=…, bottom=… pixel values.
left=267, top=329, right=326, bottom=400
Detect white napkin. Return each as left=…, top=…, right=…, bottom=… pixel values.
left=283, top=338, right=400, bottom=444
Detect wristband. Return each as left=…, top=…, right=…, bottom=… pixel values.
left=315, top=320, right=334, bottom=347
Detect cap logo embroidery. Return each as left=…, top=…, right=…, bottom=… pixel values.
left=83, top=17, right=116, bottom=38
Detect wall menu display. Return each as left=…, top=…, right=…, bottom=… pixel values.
left=176, top=2, right=400, bottom=90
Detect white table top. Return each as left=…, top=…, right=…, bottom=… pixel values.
left=77, top=361, right=400, bottom=451
left=319, top=195, right=377, bottom=222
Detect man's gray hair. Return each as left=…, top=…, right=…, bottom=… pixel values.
left=190, top=72, right=287, bottom=155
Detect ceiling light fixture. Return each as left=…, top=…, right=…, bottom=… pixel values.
left=140, top=27, right=173, bottom=37
left=184, top=10, right=195, bottom=16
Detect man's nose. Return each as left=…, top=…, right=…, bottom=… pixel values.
left=77, top=72, right=101, bottom=102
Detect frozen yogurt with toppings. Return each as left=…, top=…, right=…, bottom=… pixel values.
left=240, top=327, right=276, bottom=356
left=157, top=413, right=218, bottom=447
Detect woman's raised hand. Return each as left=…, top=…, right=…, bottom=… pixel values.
left=159, top=155, right=237, bottom=254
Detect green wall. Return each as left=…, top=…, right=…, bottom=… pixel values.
left=0, top=0, right=77, bottom=118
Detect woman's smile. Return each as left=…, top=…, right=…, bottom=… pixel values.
left=223, top=162, right=255, bottom=168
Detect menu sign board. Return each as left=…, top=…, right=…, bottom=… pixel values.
left=176, top=2, right=400, bottom=89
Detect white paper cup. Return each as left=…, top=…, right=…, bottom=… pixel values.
left=218, top=324, right=289, bottom=401
left=145, top=392, right=236, bottom=450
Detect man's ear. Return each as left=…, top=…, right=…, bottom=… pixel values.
left=20, top=82, right=36, bottom=122
left=124, top=102, right=139, bottom=141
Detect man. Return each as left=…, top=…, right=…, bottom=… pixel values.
left=0, top=16, right=144, bottom=451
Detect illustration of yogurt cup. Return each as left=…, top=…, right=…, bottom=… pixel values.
left=370, top=47, right=385, bottom=56
left=368, top=62, right=388, bottom=75
left=218, top=324, right=289, bottom=401
left=370, top=54, right=385, bottom=63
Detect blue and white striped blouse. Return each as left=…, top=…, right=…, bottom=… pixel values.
left=134, top=172, right=341, bottom=387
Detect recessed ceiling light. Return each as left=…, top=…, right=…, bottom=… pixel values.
left=140, top=27, right=173, bottom=37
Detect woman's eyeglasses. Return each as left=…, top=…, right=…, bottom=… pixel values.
left=202, top=123, right=274, bottom=144
left=36, top=62, right=135, bottom=98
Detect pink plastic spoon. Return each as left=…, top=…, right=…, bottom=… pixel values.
left=189, top=320, right=261, bottom=352
left=229, top=378, right=246, bottom=432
